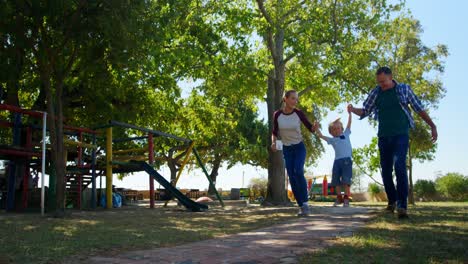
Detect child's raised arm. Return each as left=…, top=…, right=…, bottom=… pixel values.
left=346, top=111, right=352, bottom=130
left=346, top=104, right=352, bottom=130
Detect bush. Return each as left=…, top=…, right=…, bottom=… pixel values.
left=248, top=177, right=268, bottom=201
left=435, top=173, right=468, bottom=201
left=367, top=183, right=386, bottom=201
left=368, top=182, right=383, bottom=194
left=414, top=179, right=437, bottom=200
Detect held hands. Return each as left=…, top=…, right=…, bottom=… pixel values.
left=313, top=121, right=320, bottom=132
left=347, top=104, right=353, bottom=114
left=431, top=126, right=438, bottom=143
left=271, top=142, right=277, bottom=152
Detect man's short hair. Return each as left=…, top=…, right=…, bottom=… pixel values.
left=376, top=66, right=392, bottom=75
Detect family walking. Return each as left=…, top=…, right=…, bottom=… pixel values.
left=271, top=66, right=438, bottom=218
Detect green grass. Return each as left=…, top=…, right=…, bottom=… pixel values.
left=300, top=202, right=468, bottom=264
left=2, top=202, right=466, bottom=263
left=0, top=206, right=297, bottom=263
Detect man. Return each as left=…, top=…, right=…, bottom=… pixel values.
left=348, top=66, right=437, bottom=219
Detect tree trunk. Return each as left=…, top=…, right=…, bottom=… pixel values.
left=167, top=159, right=178, bottom=185
left=54, top=78, right=66, bottom=217
left=38, top=51, right=67, bottom=217
left=5, top=81, right=20, bottom=107
left=255, top=0, right=290, bottom=206
left=260, top=12, right=290, bottom=205
left=208, top=154, right=222, bottom=195
left=30, top=8, right=78, bottom=217
left=4, top=10, right=25, bottom=107
left=263, top=63, right=290, bottom=206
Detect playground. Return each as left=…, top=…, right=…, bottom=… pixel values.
left=0, top=104, right=223, bottom=213
left=0, top=102, right=347, bottom=215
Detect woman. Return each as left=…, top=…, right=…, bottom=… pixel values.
left=271, top=90, right=315, bottom=216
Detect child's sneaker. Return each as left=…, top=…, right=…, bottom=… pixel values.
left=333, top=195, right=343, bottom=207
left=297, top=204, right=310, bottom=217
left=343, top=195, right=350, bottom=207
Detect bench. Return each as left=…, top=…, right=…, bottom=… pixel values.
left=121, top=190, right=142, bottom=201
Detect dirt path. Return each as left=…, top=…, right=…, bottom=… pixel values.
left=73, top=206, right=375, bottom=264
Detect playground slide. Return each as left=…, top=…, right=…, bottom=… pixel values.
left=136, top=161, right=208, bottom=212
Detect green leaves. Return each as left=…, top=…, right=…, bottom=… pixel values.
left=1, top=1, right=447, bottom=192
left=435, top=173, right=468, bottom=201
left=352, top=137, right=382, bottom=184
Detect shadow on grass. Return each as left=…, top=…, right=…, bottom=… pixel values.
left=0, top=206, right=298, bottom=263
left=300, top=203, right=468, bottom=264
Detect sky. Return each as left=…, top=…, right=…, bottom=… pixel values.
left=110, top=0, right=468, bottom=191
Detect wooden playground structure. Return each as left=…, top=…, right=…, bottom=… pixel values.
left=0, top=103, right=223, bottom=214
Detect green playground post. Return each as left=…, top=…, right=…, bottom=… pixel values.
left=47, top=160, right=56, bottom=212
left=106, top=127, right=112, bottom=209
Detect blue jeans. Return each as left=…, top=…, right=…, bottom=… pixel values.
left=378, top=134, right=409, bottom=209
left=283, top=141, right=308, bottom=206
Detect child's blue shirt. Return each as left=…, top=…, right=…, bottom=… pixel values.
left=324, top=128, right=352, bottom=160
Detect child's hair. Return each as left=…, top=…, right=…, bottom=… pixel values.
left=328, top=118, right=343, bottom=134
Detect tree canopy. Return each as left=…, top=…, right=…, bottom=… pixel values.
left=0, top=0, right=447, bottom=209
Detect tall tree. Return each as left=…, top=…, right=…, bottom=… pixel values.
left=253, top=0, right=398, bottom=205
left=180, top=89, right=268, bottom=194
left=156, top=1, right=268, bottom=193
left=1, top=1, right=184, bottom=215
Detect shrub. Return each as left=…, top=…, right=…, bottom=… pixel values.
left=248, top=177, right=268, bottom=201
left=368, top=182, right=383, bottom=194
left=435, top=173, right=468, bottom=201
left=414, top=179, right=437, bottom=200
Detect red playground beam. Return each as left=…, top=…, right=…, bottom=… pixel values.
left=63, top=125, right=98, bottom=135
left=0, top=148, right=41, bottom=157
left=1, top=104, right=98, bottom=135
left=0, top=120, right=13, bottom=128
left=0, top=104, right=44, bottom=118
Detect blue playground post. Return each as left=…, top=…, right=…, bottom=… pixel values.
left=7, top=113, right=22, bottom=211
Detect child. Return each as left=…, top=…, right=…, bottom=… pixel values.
left=314, top=109, right=353, bottom=207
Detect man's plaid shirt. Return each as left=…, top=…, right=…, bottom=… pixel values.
left=360, top=80, right=425, bottom=128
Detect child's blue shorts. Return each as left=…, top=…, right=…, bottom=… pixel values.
left=331, top=157, right=353, bottom=186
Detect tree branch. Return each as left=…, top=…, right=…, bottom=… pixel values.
left=59, top=0, right=88, bottom=52
left=284, top=52, right=296, bottom=63
left=331, top=0, right=338, bottom=45
left=256, top=0, right=274, bottom=25
left=265, top=30, right=277, bottom=59
left=354, top=162, right=384, bottom=186
left=63, top=44, right=78, bottom=78
left=256, top=1, right=278, bottom=60
left=282, top=0, right=306, bottom=19
left=298, top=70, right=337, bottom=96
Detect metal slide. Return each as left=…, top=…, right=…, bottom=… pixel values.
left=136, top=161, right=208, bottom=212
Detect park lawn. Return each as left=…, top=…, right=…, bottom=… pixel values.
left=0, top=205, right=297, bottom=263
left=300, top=202, right=468, bottom=264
